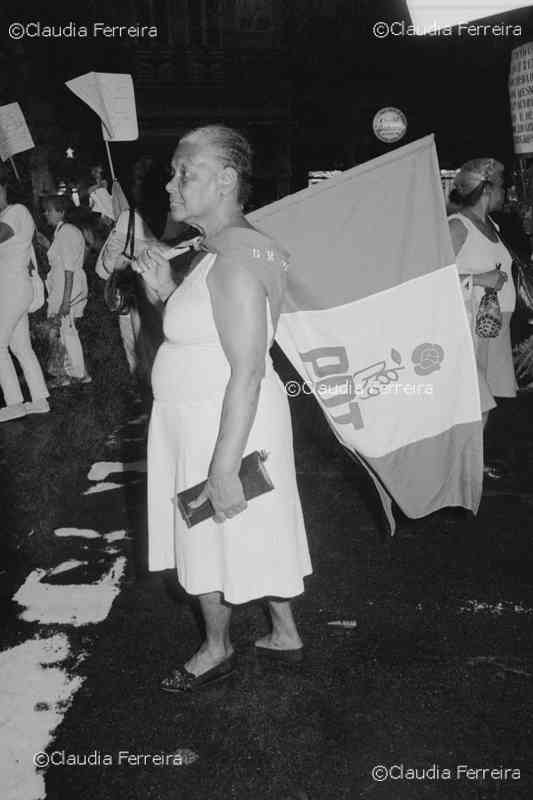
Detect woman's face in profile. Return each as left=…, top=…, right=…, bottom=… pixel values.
left=489, top=180, right=505, bottom=213
left=166, top=140, right=222, bottom=225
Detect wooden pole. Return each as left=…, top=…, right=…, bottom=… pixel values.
left=9, top=156, right=21, bottom=182
left=103, top=137, right=116, bottom=182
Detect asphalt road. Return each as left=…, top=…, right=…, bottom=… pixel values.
left=1, top=385, right=533, bottom=800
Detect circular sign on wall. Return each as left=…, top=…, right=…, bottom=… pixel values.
left=372, top=107, right=407, bottom=144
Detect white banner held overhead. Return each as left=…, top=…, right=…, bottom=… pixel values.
left=509, top=42, right=533, bottom=155
left=0, top=103, right=35, bottom=161
left=407, top=0, right=530, bottom=32
left=65, top=72, right=138, bottom=141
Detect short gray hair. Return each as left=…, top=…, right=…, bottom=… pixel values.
left=181, top=124, right=253, bottom=206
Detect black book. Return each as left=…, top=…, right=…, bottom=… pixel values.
left=176, top=451, right=274, bottom=528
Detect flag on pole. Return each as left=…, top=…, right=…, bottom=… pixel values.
left=248, top=135, right=483, bottom=533
left=407, top=0, right=530, bottom=32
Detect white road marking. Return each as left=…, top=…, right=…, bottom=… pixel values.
left=14, top=558, right=127, bottom=627
left=54, top=528, right=100, bottom=539
left=83, top=482, right=125, bottom=495
left=87, top=460, right=146, bottom=482
left=0, top=634, right=84, bottom=800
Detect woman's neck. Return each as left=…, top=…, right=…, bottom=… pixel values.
left=196, top=207, right=247, bottom=239
left=462, top=205, right=490, bottom=226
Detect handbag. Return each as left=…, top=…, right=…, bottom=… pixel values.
left=487, top=219, right=533, bottom=316
left=28, top=249, right=45, bottom=313
left=475, top=289, right=503, bottom=338
left=103, top=208, right=139, bottom=315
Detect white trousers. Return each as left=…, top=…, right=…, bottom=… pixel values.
left=0, top=277, right=49, bottom=406
left=118, top=309, right=141, bottom=374
left=59, top=315, right=87, bottom=379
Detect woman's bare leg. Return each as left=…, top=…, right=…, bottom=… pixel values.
left=184, top=591, right=233, bottom=675
left=255, top=599, right=303, bottom=651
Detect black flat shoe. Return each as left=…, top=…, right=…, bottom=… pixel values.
left=483, top=462, right=507, bottom=480
left=254, top=645, right=304, bottom=664
left=160, top=654, right=235, bottom=693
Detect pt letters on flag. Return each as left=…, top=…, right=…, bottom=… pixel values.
left=249, top=136, right=483, bottom=533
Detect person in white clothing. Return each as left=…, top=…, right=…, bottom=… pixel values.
left=43, top=196, right=91, bottom=386
left=448, top=158, right=517, bottom=479
left=0, top=178, right=50, bottom=422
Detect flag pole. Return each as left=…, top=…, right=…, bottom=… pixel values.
left=9, top=156, right=21, bottom=182
left=103, top=137, right=116, bottom=182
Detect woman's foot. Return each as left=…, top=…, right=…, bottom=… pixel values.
left=160, top=643, right=235, bottom=692
left=48, top=376, right=73, bottom=389
left=23, top=398, right=50, bottom=415
left=184, top=643, right=234, bottom=677
left=0, top=402, right=27, bottom=423
left=254, top=632, right=303, bottom=652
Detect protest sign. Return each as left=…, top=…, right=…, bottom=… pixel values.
left=0, top=103, right=35, bottom=161
left=65, top=73, right=138, bottom=141
left=509, top=42, right=533, bottom=156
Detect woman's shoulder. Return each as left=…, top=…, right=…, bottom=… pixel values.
left=60, top=222, right=84, bottom=239
left=206, top=226, right=290, bottom=269
left=2, top=203, right=34, bottom=225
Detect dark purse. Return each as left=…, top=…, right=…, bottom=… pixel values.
left=490, top=221, right=533, bottom=316
left=511, top=252, right=533, bottom=316
left=103, top=208, right=140, bottom=315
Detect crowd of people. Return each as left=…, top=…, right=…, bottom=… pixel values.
left=0, top=127, right=531, bottom=689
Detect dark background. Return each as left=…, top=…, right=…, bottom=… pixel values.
left=1, top=0, right=533, bottom=209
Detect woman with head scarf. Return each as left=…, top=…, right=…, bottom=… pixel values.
left=448, top=158, right=517, bottom=478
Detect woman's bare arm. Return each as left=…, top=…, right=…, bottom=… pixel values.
left=207, top=256, right=267, bottom=478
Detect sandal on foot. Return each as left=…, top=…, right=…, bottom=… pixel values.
left=160, top=654, right=235, bottom=693
left=254, top=644, right=304, bottom=664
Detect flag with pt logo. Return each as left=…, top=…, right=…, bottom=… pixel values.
left=249, top=135, right=483, bottom=533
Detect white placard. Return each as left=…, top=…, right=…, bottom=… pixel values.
left=0, top=102, right=35, bottom=161
left=509, top=42, right=533, bottom=155
left=66, top=72, right=138, bottom=141
left=407, top=0, right=530, bottom=31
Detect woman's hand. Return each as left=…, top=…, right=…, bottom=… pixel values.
left=58, top=301, right=70, bottom=317
left=190, top=471, right=247, bottom=524
left=132, top=246, right=175, bottom=299
left=474, top=269, right=508, bottom=291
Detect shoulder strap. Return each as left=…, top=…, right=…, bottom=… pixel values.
left=121, top=208, right=136, bottom=260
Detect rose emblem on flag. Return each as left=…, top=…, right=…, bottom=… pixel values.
left=411, top=343, right=444, bottom=375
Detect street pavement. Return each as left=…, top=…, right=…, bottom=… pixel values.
left=1, top=386, right=533, bottom=800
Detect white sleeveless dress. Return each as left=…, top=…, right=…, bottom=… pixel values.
left=449, top=213, right=517, bottom=411
left=147, top=229, right=312, bottom=604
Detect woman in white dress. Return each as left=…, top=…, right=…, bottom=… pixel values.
left=0, top=178, right=49, bottom=422
left=135, top=125, right=312, bottom=691
left=448, top=159, right=517, bottom=478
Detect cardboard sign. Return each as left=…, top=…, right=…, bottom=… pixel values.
left=509, top=42, right=533, bottom=156
left=407, top=0, right=530, bottom=31
left=66, top=72, right=138, bottom=141
left=0, top=103, right=35, bottom=161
